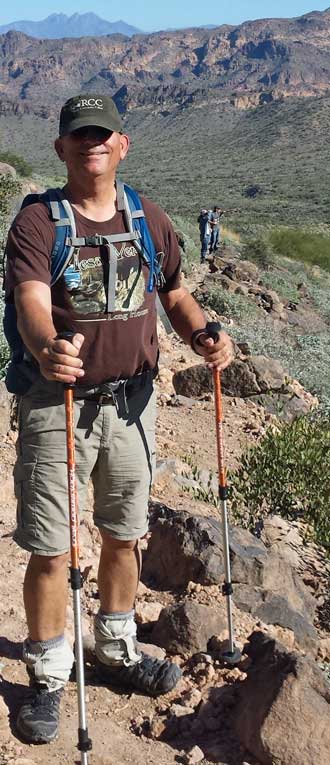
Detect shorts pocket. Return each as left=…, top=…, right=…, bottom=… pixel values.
left=14, top=460, right=37, bottom=533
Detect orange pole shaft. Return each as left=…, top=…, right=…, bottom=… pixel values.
left=64, top=387, right=79, bottom=570
left=213, top=368, right=227, bottom=489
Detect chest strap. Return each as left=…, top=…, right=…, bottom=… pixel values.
left=66, top=232, right=140, bottom=247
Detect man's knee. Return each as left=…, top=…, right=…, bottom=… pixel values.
left=28, top=551, right=70, bottom=576
left=100, top=530, right=138, bottom=552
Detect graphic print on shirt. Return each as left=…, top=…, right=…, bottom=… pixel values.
left=63, top=242, right=146, bottom=317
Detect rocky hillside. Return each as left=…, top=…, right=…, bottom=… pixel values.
left=0, top=257, right=330, bottom=764
left=1, top=8, right=330, bottom=120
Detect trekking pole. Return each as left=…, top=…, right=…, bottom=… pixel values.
left=57, top=332, right=92, bottom=764
left=205, top=321, right=242, bottom=665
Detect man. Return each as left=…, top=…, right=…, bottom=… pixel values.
left=197, top=207, right=211, bottom=263
left=209, top=205, right=224, bottom=253
left=5, top=94, right=234, bottom=745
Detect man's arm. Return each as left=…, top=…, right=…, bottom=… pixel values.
left=159, top=285, right=234, bottom=370
left=14, top=281, right=85, bottom=384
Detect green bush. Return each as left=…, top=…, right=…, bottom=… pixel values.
left=269, top=228, right=330, bottom=271
left=202, top=288, right=259, bottom=323
left=229, top=415, right=330, bottom=549
left=0, top=173, right=22, bottom=253
left=0, top=151, right=32, bottom=178
left=244, top=235, right=274, bottom=269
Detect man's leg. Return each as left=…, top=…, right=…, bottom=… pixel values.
left=17, top=552, right=74, bottom=743
left=93, top=387, right=182, bottom=696
left=24, top=552, right=69, bottom=640
left=14, top=383, right=97, bottom=743
left=98, top=533, right=140, bottom=614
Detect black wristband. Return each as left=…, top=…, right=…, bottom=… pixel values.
left=190, top=328, right=207, bottom=356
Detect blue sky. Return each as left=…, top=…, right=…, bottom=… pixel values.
left=0, top=2, right=328, bottom=31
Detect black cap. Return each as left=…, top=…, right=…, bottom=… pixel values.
left=59, top=94, right=123, bottom=137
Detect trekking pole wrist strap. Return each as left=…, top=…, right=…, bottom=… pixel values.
left=190, top=328, right=208, bottom=356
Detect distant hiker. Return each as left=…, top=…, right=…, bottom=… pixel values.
left=198, top=207, right=211, bottom=263
left=209, top=205, right=224, bottom=253
left=4, top=93, right=234, bottom=744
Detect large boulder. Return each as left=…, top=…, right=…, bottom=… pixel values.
left=144, top=508, right=317, bottom=652
left=172, top=360, right=261, bottom=398
left=233, top=631, right=330, bottom=765
left=152, top=600, right=227, bottom=654
left=247, top=355, right=286, bottom=392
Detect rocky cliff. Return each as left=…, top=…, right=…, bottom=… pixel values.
left=1, top=9, right=330, bottom=120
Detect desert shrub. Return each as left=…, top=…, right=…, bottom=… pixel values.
left=243, top=184, right=264, bottom=198
left=243, top=235, right=274, bottom=269
left=0, top=174, right=22, bottom=375
left=0, top=173, right=22, bottom=253
left=269, top=228, right=330, bottom=271
left=171, top=213, right=199, bottom=273
left=229, top=414, right=330, bottom=549
left=0, top=151, right=32, bottom=177
left=202, top=288, right=259, bottom=322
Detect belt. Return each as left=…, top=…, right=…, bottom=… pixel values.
left=73, top=368, right=156, bottom=414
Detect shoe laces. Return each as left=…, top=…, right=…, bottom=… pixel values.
left=29, top=686, right=62, bottom=710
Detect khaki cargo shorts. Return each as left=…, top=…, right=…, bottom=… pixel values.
left=14, top=378, right=156, bottom=555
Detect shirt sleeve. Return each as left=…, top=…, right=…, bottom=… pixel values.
left=4, top=203, right=54, bottom=300
left=140, top=196, right=182, bottom=293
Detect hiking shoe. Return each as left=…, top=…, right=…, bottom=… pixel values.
left=16, top=685, right=63, bottom=743
left=96, top=653, right=182, bottom=696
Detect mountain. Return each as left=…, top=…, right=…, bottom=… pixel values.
left=1, top=9, right=330, bottom=226
left=1, top=8, right=330, bottom=121
left=0, top=13, right=141, bottom=39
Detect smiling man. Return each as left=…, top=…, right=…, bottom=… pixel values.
left=4, top=93, right=234, bottom=745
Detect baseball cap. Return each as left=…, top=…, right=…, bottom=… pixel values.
left=59, top=94, right=123, bottom=137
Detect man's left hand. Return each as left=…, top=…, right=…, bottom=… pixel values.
left=198, top=330, right=234, bottom=371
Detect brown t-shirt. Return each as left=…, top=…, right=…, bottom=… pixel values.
left=5, top=193, right=181, bottom=386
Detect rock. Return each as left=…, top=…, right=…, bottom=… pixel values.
left=172, top=365, right=214, bottom=397
left=247, top=355, right=285, bottom=392
left=148, top=716, right=167, bottom=739
left=220, top=360, right=261, bottom=397
left=135, top=601, right=164, bottom=624
left=182, top=745, right=205, bottom=764
left=168, top=394, right=197, bottom=408
left=170, top=703, right=195, bottom=717
left=0, top=161, right=16, bottom=177
left=0, top=383, right=12, bottom=436
left=180, top=688, right=203, bottom=708
left=137, top=642, right=166, bottom=660
left=144, top=508, right=275, bottom=589
left=233, top=550, right=318, bottom=654
left=152, top=600, right=227, bottom=654
left=143, top=511, right=225, bottom=587
left=233, top=630, right=330, bottom=765
left=249, top=392, right=312, bottom=422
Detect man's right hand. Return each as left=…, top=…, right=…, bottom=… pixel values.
left=38, top=333, right=85, bottom=384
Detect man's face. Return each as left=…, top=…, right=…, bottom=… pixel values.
left=55, top=126, right=129, bottom=178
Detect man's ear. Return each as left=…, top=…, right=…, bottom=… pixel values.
left=119, top=133, right=130, bottom=161
left=54, top=137, right=65, bottom=161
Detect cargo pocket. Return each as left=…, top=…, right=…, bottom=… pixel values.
left=14, top=460, right=37, bottom=538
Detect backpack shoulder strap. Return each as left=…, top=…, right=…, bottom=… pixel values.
left=119, top=181, right=163, bottom=293
left=39, top=188, right=76, bottom=285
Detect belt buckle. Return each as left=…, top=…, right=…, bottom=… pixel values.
left=98, top=393, right=112, bottom=405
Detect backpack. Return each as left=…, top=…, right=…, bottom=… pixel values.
left=3, top=180, right=166, bottom=395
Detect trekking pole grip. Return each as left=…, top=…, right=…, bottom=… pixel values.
left=205, top=320, right=222, bottom=343
left=56, top=331, right=76, bottom=390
